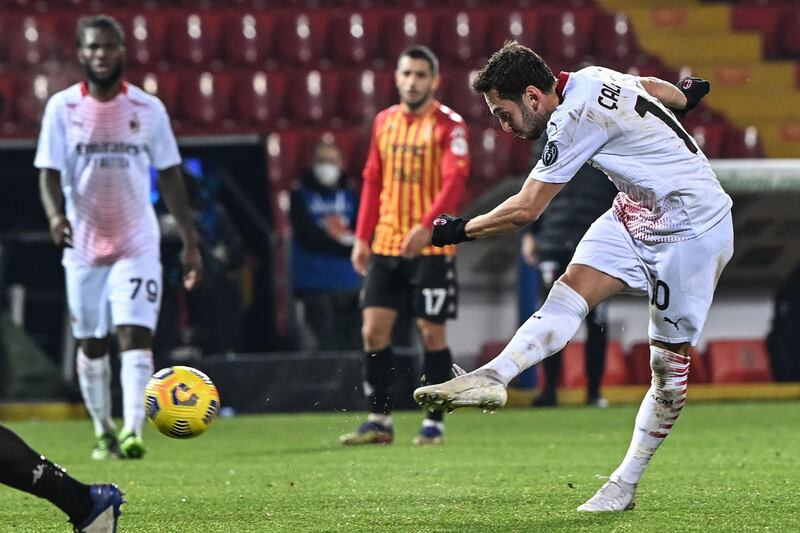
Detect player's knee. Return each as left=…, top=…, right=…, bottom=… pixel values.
left=79, top=337, right=111, bottom=358
left=361, top=323, right=390, bottom=352
left=416, top=320, right=446, bottom=351
left=649, top=343, right=691, bottom=380
left=116, top=325, right=152, bottom=352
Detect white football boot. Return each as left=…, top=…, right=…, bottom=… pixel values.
left=577, top=478, right=637, bottom=512
left=413, top=367, right=507, bottom=412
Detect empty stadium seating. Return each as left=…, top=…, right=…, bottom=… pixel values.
left=706, top=339, right=774, bottom=384
left=555, top=340, right=629, bottom=388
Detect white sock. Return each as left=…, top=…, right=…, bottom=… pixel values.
left=611, top=346, right=690, bottom=485
left=422, top=418, right=444, bottom=431
left=76, top=349, right=115, bottom=437
left=479, top=281, right=589, bottom=384
left=367, top=413, right=392, bottom=427
left=120, top=349, right=154, bottom=437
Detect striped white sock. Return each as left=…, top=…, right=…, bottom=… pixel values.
left=611, top=347, right=690, bottom=484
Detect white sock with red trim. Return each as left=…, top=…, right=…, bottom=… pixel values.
left=610, top=346, right=690, bottom=485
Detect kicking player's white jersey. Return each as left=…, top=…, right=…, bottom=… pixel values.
left=530, top=67, right=732, bottom=243
left=34, top=81, right=180, bottom=265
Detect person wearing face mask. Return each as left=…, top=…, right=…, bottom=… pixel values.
left=289, top=137, right=362, bottom=352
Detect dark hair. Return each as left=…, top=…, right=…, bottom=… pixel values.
left=76, top=14, right=125, bottom=47
left=472, top=41, right=555, bottom=101
left=397, top=45, right=439, bottom=76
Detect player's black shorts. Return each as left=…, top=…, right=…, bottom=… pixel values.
left=360, top=254, right=458, bottom=322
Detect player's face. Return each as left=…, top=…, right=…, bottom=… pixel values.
left=484, top=89, right=547, bottom=140
left=395, top=57, right=439, bottom=112
left=78, top=28, right=124, bottom=89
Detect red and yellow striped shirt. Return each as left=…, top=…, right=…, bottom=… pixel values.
left=355, top=100, right=470, bottom=256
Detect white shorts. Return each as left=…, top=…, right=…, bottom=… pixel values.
left=65, top=255, right=163, bottom=339
left=570, top=209, right=734, bottom=345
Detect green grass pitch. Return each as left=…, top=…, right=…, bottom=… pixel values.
left=1, top=401, right=798, bottom=532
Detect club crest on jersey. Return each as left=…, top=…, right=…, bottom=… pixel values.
left=542, top=141, right=559, bottom=166
left=433, top=217, right=448, bottom=226
left=129, top=113, right=140, bottom=132
left=681, top=78, right=693, bottom=90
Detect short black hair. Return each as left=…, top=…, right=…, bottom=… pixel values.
left=472, top=41, right=556, bottom=101
left=397, top=45, right=439, bottom=76
left=76, top=14, right=125, bottom=48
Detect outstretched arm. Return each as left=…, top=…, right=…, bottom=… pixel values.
left=639, top=77, right=687, bottom=110
left=431, top=178, right=564, bottom=246
left=465, top=178, right=564, bottom=239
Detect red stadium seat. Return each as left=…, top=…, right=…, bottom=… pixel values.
left=3, top=14, right=60, bottom=66
left=231, top=70, right=288, bottom=129
left=328, top=11, right=383, bottom=66
left=127, top=70, right=181, bottom=120
left=706, top=339, right=774, bottom=384
left=381, top=10, right=435, bottom=63
left=629, top=342, right=651, bottom=385
left=469, top=127, right=512, bottom=185
left=120, top=13, right=169, bottom=68
left=778, top=8, right=800, bottom=59
left=690, top=124, right=728, bottom=159
left=479, top=340, right=510, bottom=368
left=339, top=69, right=395, bottom=126
left=732, top=6, right=784, bottom=59
left=592, top=11, right=640, bottom=62
left=435, top=10, right=490, bottom=65
left=276, top=11, right=329, bottom=67
left=221, top=12, right=276, bottom=67
left=168, top=12, right=223, bottom=67
left=177, top=71, right=234, bottom=130
left=488, top=11, right=545, bottom=53
left=559, top=340, right=629, bottom=388
left=287, top=70, right=343, bottom=126
left=266, top=129, right=304, bottom=193
left=722, top=126, right=765, bottom=158
left=542, top=9, right=596, bottom=66
left=442, top=69, right=490, bottom=123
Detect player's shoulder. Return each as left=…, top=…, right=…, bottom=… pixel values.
left=46, top=83, right=83, bottom=109
left=434, top=102, right=465, bottom=125
left=123, top=83, right=170, bottom=114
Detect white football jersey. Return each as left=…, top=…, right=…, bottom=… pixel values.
left=34, top=82, right=180, bottom=265
left=530, top=67, right=732, bottom=242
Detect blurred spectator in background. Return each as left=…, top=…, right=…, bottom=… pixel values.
left=289, top=137, right=361, bottom=351
left=156, top=161, right=245, bottom=360
left=766, top=262, right=800, bottom=382
left=520, top=152, right=618, bottom=407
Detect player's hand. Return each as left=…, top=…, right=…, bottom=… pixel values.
left=181, top=244, right=203, bottom=291
left=520, top=232, right=538, bottom=267
left=351, top=238, right=371, bottom=276
left=48, top=215, right=73, bottom=248
left=400, top=224, right=431, bottom=258
left=672, top=76, right=710, bottom=117
left=431, top=214, right=472, bottom=247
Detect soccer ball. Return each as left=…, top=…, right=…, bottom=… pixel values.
left=144, top=366, right=220, bottom=439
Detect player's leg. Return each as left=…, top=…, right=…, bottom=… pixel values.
left=115, top=325, right=153, bottom=458
left=411, top=255, right=458, bottom=445
left=579, top=212, right=734, bottom=512
left=108, top=256, right=162, bottom=459
left=415, top=211, right=643, bottom=411
left=0, top=423, right=123, bottom=530
left=585, top=303, right=609, bottom=407
left=341, top=255, right=402, bottom=445
left=414, top=318, right=450, bottom=445
left=66, top=263, right=118, bottom=459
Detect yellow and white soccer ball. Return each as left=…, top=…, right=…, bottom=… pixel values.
left=144, top=366, right=221, bottom=439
